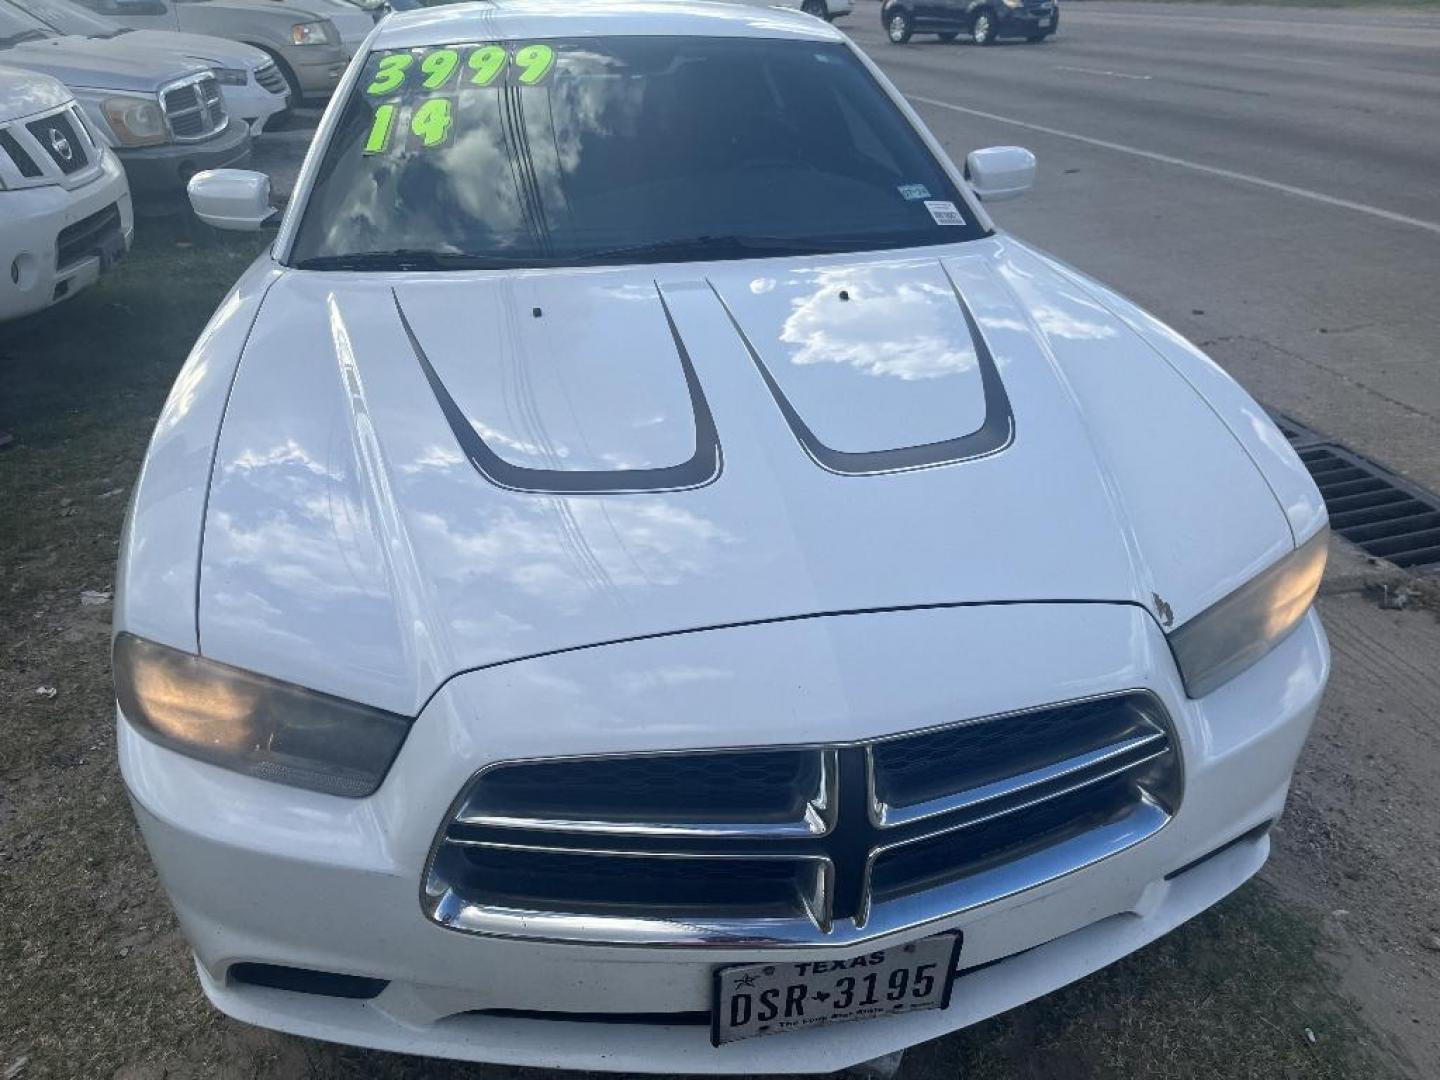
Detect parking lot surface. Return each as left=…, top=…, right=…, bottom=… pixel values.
left=850, top=0, right=1440, bottom=494
left=3, top=4, right=1440, bottom=1079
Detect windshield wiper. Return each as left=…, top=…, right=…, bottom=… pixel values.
left=1, top=29, right=53, bottom=46
left=293, top=250, right=517, bottom=271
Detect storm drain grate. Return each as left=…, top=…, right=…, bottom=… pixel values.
left=1272, top=413, right=1440, bottom=569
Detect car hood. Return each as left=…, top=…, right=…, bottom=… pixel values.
left=108, top=29, right=269, bottom=69
left=0, top=62, right=71, bottom=118
left=198, top=236, right=1295, bottom=715
left=2, top=35, right=208, bottom=91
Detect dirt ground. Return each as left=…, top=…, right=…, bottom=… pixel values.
left=2, top=220, right=1438, bottom=1080
left=1267, top=552, right=1440, bottom=1075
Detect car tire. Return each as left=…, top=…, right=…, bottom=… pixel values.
left=938, top=30, right=960, bottom=41
left=1027, top=27, right=1052, bottom=41
left=886, top=9, right=914, bottom=42
left=971, top=9, right=998, bottom=44
left=801, top=0, right=827, bottom=17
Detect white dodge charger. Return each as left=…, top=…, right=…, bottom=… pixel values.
left=114, top=0, right=1331, bottom=1070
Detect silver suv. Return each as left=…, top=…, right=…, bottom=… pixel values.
left=0, top=0, right=250, bottom=195
left=68, top=0, right=374, bottom=101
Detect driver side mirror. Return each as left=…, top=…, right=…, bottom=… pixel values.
left=187, top=169, right=278, bottom=231
left=964, top=146, right=1036, bottom=202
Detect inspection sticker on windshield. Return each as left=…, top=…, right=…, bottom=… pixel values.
left=925, top=200, right=965, bottom=226
left=898, top=183, right=931, bottom=200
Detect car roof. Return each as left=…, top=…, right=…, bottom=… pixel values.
left=372, top=0, right=844, bottom=51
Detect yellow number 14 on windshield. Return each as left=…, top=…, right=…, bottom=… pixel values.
left=363, top=97, right=453, bottom=155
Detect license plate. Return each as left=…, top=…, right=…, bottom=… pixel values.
left=711, top=934, right=962, bottom=1046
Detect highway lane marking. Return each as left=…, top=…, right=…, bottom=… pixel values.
left=1069, top=9, right=1440, bottom=37
left=1055, top=66, right=1152, bottom=80
left=907, top=93, right=1440, bottom=238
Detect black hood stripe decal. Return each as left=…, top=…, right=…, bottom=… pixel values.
left=394, top=287, right=723, bottom=496
left=709, top=263, right=1014, bottom=477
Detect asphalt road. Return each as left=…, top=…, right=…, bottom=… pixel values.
left=843, top=0, right=1440, bottom=495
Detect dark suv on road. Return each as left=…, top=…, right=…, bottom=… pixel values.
left=881, top=0, right=1057, bottom=45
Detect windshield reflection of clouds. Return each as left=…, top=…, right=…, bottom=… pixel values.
left=313, top=64, right=646, bottom=255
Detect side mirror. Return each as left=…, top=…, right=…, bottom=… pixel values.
left=187, top=169, right=278, bottom=231
left=963, top=146, right=1036, bottom=202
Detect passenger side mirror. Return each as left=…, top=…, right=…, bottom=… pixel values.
left=963, top=146, right=1036, bottom=202
left=188, top=169, right=278, bottom=231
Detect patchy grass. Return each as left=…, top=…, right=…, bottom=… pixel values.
left=0, top=219, right=1403, bottom=1080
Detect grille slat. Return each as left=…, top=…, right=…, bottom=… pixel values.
left=870, top=777, right=1136, bottom=903
left=425, top=691, right=1179, bottom=946
left=161, top=76, right=227, bottom=141
left=1327, top=489, right=1412, bottom=519
left=56, top=203, right=123, bottom=271
left=869, top=694, right=1168, bottom=827
left=1366, top=527, right=1440, bottom=558
left=1339, top=510, right=1440, bottom=542
left=1272, top=413, right=1440, bottom=568
left=1392, top=545, right=1440, bottom=568
left=457, top=748, right=831, bottom=837
left=255, top=63, right=288, bottom=94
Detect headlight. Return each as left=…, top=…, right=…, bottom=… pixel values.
left=1003, top=0, right=1024, bottom=8
left=114, top=633, right=411, bottom=797
left=1167, top=528, right=1328, bottom=698
left=291, top=20, right=333, bottom=45
left=211, top=67, right=249, bottom=86
left=100, top=96, right=168, bottom=147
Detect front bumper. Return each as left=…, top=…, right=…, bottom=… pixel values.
left=121, top=603, right=1327, bottom=1073
left=118, top=119, right=251, bottom=197
left=998, top=3, right=1058, bottom=34
left=0, top=151, right=133, bottom=323
left=286, top=45, right=353, bottom=97
left=218, top=81, right=288, bottom=137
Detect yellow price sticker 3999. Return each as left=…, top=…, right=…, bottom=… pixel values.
left=365, top=42, right=555, bottom=97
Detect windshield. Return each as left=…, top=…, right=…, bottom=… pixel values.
left=11, top=0, right=121, bottom=37
left=289, top=35, right=986, bottom=270
left=0, top=0, right=58, bottom=42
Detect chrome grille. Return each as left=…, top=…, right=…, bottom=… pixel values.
left=255, top=62, right=288, bottom=95
left=425, top=691, right=1180, bottom=947
left=455, top=747, right=832, bottom=837
left=161, top=75, right=227, bottom=142
left=0, top=105, right=99, bottom=188
left=24, top=109, right=87, bottom=174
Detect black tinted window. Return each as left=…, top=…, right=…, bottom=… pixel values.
left=290, top=35, right=985, bottom=269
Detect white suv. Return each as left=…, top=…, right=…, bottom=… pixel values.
left=0, top=63, right=132, bottom=321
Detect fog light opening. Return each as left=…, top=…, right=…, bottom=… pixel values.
left=10, top=252, right=38, bottom=290
left=228, top=962, right=388, bottom=1000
